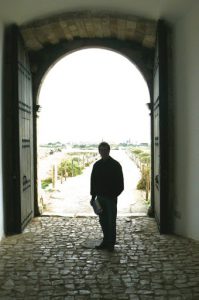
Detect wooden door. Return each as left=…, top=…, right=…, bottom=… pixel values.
left=4, top=25, right=34, bottom=234
left=152, top=20, right=169, bottom=233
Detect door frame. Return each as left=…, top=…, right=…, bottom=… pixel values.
left=3, top=21, right=172, bottom=234
left=151, top=20, right=172, bottom=233
left=30, top=35, right=171, bottom=233
left=30, top=37, right=155, bottom=217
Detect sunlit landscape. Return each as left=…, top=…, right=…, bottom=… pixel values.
left=37, top=48, right=151, bottom=216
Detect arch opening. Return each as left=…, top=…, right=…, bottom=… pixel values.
left=36, top=47, right=151, bottom=217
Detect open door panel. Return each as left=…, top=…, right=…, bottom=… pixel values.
left=4, top=25, right=34, bottom=234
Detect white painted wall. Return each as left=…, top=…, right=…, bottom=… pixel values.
left=0, top=1, right=198, bottom=241
left=0, top=21, right=4, bottom=240
left=173, top=2, right=199, bottom=240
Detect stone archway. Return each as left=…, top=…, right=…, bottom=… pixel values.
left=19, top=12, right=157, bottom=216
left=36, top=47, right=151, bottom=217
left=19, top=12, right=157, bottom=95
left=20, top=11, right=157, bottom=51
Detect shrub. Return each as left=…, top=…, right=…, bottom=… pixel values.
left=41, top=177, right=52, bottom=189
left=137, top=177, right=146, bottom=190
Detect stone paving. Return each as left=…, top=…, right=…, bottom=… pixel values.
left=0, top=216, right=199, bottom=299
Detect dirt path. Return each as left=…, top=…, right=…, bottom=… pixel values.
left=42, top=150, right=148, bottom=216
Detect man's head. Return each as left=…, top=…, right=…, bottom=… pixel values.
left=98, top=142, right=110, bottom=160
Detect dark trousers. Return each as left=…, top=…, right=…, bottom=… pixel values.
left=98, top=196, right=117, bottom=246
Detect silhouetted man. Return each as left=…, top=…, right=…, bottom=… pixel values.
left=90, top=142, right=124, bottom=252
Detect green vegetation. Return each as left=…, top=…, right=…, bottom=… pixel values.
left=40, top=151, right=98, bottom=189
left=58, top=158, right=83, bottom=179
left=129, top=147, right=151, bottom=202
left=57, top=152, right=97, bottom=182
left=41, top=177, right=52, bottom=189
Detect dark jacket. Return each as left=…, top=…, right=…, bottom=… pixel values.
left=90, top=156, right=124, bottom=198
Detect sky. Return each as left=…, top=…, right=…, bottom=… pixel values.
left=38, top=48, right=150, bottom=145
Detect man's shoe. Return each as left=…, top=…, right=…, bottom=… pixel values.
left=95, top=243, right=107, bottom=250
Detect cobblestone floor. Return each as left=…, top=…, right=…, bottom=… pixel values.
left=0, top=216, right=199, bottom=299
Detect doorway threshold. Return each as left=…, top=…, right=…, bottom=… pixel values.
left=41, top=212, right=147, bottom=218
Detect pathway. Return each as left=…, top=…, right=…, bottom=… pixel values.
left=42, top=150, right=148, bottom=216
